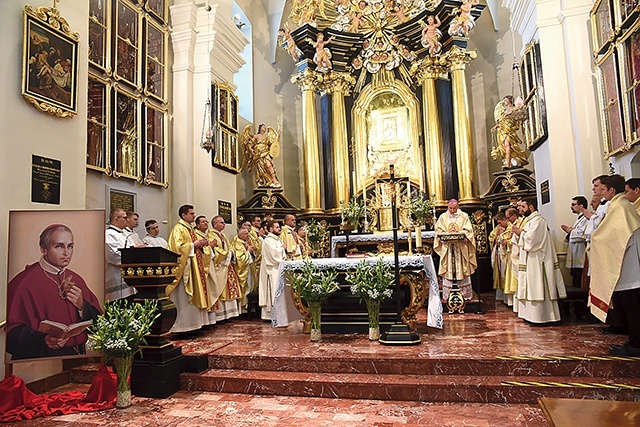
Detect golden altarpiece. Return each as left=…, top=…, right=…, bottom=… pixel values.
left=237, top=0, right=523, bottom=297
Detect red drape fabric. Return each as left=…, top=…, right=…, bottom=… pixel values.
left=0, top=365, right=117, bottom=423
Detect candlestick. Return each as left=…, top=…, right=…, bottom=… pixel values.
left=352, top=171, right=357, bottom=192
left=415, top=225, right=423, bottom=248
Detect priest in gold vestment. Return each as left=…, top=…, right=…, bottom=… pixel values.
left=434, top=199, right=477, bottom=300
left=167, top=205, right=217, bottom=333
left=208, top=216, right=242, bottom=321
left=489, top=213, right=509, bottom=301
left=231, top=227, right=255, bottom=309
left=280, top=214, right=302, bottom=259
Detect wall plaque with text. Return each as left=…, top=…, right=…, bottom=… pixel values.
left=540, top=180, right=550, bottom=205
left=31, top=155, right=61, bottom=204
left=218, top=200, right=232, bottom=224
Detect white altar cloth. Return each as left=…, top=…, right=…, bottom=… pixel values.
left=271, top=255, right=443, bottom=329
left=330, top=231, right=437, bottom=257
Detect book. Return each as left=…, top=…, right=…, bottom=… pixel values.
left=38, top=319, right=92, bottom=340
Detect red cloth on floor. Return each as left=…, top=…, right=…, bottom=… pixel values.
left=0, top=365, right=117, bottom=423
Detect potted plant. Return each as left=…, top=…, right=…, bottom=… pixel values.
left=346, top=258, right=395, bottom=340
left=88, top=299, right=160, bottom=408
left=340, top=199, right=366, bottom=231
left=290, top=260, right=340, bottom=341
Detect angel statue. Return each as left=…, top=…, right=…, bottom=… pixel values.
left=242, top=123, right=282, bottom=188
left=491, top=95, right=529, bottom=169
left=448, top=0, right=479, bottom=38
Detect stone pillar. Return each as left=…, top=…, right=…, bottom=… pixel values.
left=446, top=46, right=478, bottom=204
left=411, top=58, right=449, bottom=206
left=169, top=3, right=198, bottom=215
left=292, top=68, right=323, bottom=214
left=320, top=72, right=356, bottom=210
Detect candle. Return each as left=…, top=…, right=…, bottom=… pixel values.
left=415, top=225, right=423, bottom=247
left=352, top=171, right=357, bottom=190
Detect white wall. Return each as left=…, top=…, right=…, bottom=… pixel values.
left=0, top=0, right=89, bottom=382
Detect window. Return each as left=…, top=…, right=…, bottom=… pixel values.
left=87, top=0, right=169, bottom=187
left=212, top=81, right=240, bottom=173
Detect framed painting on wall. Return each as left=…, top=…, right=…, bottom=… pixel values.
left=597, top=47, right=626, bottom=156
left=617, top=22, right=640, bottom=149
left=22, top=5, right=79, bottom=118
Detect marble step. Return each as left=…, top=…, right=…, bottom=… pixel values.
left=205, top=353, right=640, bottom=378
left=181, top=368, right=640, bottom=404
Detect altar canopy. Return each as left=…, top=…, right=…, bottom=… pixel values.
left=281, top=0, right=485, bottom=211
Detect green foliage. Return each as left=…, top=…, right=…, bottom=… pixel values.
left=346, top=259, right=395, bottom=302
left=290, top=260, right=340, bottom=303
left=409, top=196, right=435, bottom=226
left=88, top=299, right=160, bottom=361
left=305, top=219, right=329, bottom=257
left=340, top=199, right=366, bottom=228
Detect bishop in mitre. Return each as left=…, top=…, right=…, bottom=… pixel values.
left=434, top=199, right=477, bottom=300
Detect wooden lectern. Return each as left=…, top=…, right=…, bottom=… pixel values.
left=120, top=247, right=182, bottom=398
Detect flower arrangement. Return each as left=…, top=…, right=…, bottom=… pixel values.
left=346, top=259, right=395, bottom=303
left=290, top=260, right=340, bottom=341
left=340, top=199, right=366, bottom=229
left=304, top=219, right=330, bottom=258
left=346, top=259, right=395, bottom=340
left=88, top=299, right=160, bottom=407
left=409, top=195, right=435, bottom=227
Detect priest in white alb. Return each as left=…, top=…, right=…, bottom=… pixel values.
left=512, top=198, right=566, bottom=324
left=259, top=221, right=287, bottom=321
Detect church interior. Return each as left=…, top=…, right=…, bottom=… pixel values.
left=2, top=0, right=640, bottom=425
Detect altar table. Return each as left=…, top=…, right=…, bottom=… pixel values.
left=330, top=231, right=436, bottom=257
left=271, top=255, right=443, bottom=331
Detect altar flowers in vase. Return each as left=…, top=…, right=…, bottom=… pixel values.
left=346, top=259, right=394, bottom=340
left=290, top=260, right=339, bottom=341
left=88, top=299, right=159, bottom=408
left=340, top=199, right=366, bottom=231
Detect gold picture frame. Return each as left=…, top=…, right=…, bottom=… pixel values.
left=22, top=5, right=79, bottom=118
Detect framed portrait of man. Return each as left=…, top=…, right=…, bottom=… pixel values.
left=5, top=210, right=105, bottom=363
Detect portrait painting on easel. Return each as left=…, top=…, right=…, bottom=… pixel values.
left=5, top=210, right=105, bottom=363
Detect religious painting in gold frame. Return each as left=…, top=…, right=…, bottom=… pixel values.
left=87, top=74, right=111, bottom=173
left=596, top=46, right=626, bottom=157
left=519, top=43, right=548, bottom=150
left=590, top=0, right=615, bottom=56
left=143, top=103, right=168, bottom=187
left=22, top=5, right=79, bottom=118
left=352, top=78, right=423, bottom=194
left=113, top=85, right=142, bottom=181
left=616, top=20, right=640, bottom=149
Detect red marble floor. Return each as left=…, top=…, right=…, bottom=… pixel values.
left=6, top=384, right=547, bottom=427
left=8, top=294, right=639, bottom=426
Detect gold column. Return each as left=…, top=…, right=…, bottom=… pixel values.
left=446, top=46, right=478, bottom=204
left=292, top=68, right=323, bottom=214
left=411, top=57, right=448, bottom=206
left=319, top=72, right=356, bottom=210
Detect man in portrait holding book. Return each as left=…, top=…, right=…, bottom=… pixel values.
left=6, top=224, right=102, bottom=361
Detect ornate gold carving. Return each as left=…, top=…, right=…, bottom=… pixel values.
left=146, top=267, right=154, bottom=275
left=319, top=71, right=356, bottom=96
left=126, top=268, right=135, bottom=276
left=291, top=68, right=322, bottom=92
left=399, top=272, right=428, bottom=331
left=25, top=5, right=79, bottom=41
left=155, top=267, right=163, bottom=275
left=447, top=286, right=466, bottom=313
left=501, top=171, right=520, bottom=192
left=261, top=189, right=277, bottom=209
left=410, top=56, right=450, bottom=83
left=444, top=46, right=477, bottom=72
left=136, top=267, right=145, bottom=276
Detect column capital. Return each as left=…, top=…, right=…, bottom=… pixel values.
left=291, top=68, right=323, bottom=92
left=444, top=46, right=477, bottom=72
left=318, top=72, right=356, bottom=96
left=410, top=56, right=450, bottom=83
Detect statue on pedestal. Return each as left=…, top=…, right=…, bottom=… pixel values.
left=241, top=123, right=281, bottom=188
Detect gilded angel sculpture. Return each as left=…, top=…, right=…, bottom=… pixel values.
left=491, top=95, right=529, bottom=169
left=242, top=123, right=282, bottom=188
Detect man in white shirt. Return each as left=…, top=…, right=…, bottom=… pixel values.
left=561, top=196, right=588, bottom=288
left=124, top=211, right=146, bottom=248
left=105, top=208, right=136, bottom=301
left=142, top=219, right=168, bottom=248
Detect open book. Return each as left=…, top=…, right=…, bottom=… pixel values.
left=38, top=319, right=92, bottom=340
